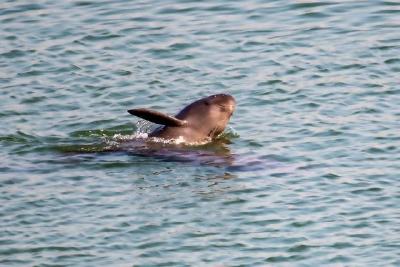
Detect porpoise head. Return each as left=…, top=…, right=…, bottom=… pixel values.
left=175, top=94, right=236, bottom=139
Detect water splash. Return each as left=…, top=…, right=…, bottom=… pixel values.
left=135, top=119, right=154, bottom=135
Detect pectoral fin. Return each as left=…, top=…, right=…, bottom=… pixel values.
left=128, top=108, right=187, bottom=127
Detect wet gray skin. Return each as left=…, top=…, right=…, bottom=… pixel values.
left=128, top=94, right=236, bottom=143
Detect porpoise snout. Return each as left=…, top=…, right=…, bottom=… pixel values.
left=218, top=94, right=236, bottom=115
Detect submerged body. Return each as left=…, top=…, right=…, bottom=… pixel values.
left=128, top=94, right=236, bottom=144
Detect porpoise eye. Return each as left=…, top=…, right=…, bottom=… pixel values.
left=204, top=101, right=210, bottom=106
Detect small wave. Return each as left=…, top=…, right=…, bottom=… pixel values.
left=109, top=123, right=238, bottom=147
left=109, top=133, right=211, bottom=146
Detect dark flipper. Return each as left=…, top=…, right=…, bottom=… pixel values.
left=128, top=108, right=187, bottom=127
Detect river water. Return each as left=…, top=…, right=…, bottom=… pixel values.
left=1, top=0, right=399, bottom=266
